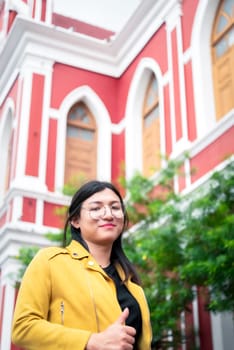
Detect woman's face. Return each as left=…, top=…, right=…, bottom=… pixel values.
left=71, top=188, right=124, bottom=246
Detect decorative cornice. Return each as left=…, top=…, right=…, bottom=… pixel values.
left=0, top=0, right=179, bottom=103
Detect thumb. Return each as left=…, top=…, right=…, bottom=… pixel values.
left=116, top=307, right=129, bottom=325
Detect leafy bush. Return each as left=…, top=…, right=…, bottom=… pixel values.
left=123, top=158, right=234, bottom=348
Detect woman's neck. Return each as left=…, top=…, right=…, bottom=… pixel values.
left=87, top=242, right=112, bottom=268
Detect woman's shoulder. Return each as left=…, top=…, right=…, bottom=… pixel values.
left=31, top=240, right=88, bottom=265
left=21, top=245, right=68, bottom=278
left=34, top=245, right=67, bottom=261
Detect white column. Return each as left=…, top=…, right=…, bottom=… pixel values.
left=192, top=286, right=200, bottom=349
left=0, top=258, right=20, bottom=350
left=211, top=312, right=234, bottom=350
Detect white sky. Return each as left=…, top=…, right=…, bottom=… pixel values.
left=54, top=0, right=142, bottom=32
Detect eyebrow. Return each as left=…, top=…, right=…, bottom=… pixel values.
left=87, top=200, right=121, bottom=205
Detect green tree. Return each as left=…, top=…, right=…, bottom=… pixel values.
left=122, top=158, right=234, bottom=349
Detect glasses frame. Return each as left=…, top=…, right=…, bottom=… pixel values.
left=81, top=204, right=124, bottom=220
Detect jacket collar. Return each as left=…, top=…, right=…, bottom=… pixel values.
left=65, top=240, right=127, bottom=282
left=66, top=239, right=89, bottom=260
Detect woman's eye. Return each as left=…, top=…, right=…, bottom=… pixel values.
left=112, top=206, right=121, bottom=210
left=90, top=207, right=101, bottom=212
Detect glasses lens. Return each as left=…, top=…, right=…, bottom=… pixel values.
left=112, top=207, right=124, bottom=218
left=89, top=207, right=104, bottom=220
left=89, top=206, right=124, bottom=219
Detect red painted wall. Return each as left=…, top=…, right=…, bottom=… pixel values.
left=46, top=119, right=57, bottom=191
left=0, top=212, right=7, bottom=227
left=171, top=28, right=183, bottom=141
left=25, top=74, right=44, bottom=177
left=184, top=61, right=197, bottom=141
left=191, top=127, right=234, bottom=183
left=21, top=198, right=36, bottom=223
left=7, top=10, right=17, bottom=33
left=51, top=64, right=118, bottom=117
left=185, top=303, right=196, bottom=348
left=43, top=203, right=64, bottom=228
left=164, top=84, right=172, bottom=155
left=41, top=0, right=47, bottom=22
left=181, top=0, right=200, bottom=51
left=197, top=287, right=213, bottom=350
left=49, top=23, right=171, bottom=184
left=117, top=24, right=168, bottom=124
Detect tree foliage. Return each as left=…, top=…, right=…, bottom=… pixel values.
left=122, top=158, right=234, bottom=348
left=15, top=246, right=40, bottom=285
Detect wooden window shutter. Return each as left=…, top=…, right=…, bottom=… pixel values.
left=65, top=101, right=97, bottom=185
left=142, top=73, right=161, bottom=176
left=212, top=0, right=234, bottom=120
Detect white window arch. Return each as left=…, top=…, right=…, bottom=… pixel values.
left=55, top=85, right=112, bottom=191
left=191, top=0, right=220, bottom=137
left=125, top=58, right=165, bottom=180
left=0, top=99, right=14, bottom=203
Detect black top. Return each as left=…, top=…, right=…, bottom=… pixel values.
left=103, top=263, right=142, bottom=349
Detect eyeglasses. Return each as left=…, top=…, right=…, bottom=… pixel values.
left=81, top=204, right=124, bottom=220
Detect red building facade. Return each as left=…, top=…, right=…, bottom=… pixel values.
left=0, top=0, right=233, bottom=349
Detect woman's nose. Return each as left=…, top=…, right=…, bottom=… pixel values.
left=103, top=206, right=114, bottom=218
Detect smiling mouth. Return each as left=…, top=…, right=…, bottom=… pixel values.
left=99, top=223, right=116, bottom=228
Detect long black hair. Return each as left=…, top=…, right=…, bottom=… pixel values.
left=63, top=180, right=141, bottom=285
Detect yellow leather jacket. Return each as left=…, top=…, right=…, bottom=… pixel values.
left=12, top=240, right=152, bottom=349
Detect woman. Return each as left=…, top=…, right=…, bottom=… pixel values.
left=12, top=180, right=152, bottom=350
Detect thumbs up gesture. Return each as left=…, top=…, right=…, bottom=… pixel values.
left=116, top=307, right=130, bottom=325
left=86, top=308, right=136, bottom=350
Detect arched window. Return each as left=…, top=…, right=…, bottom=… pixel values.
left=4, top=133, right=12, bottom=191
left=212, top=0, right=234, bottom=120
left=0, top=110, right=13, bottom=202
left=142, top=73, right=160, bottom=176
left=64, top=101, right=97, bottom=184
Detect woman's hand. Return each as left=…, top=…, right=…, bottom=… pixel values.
left=86, top=308, right=136, bottom=350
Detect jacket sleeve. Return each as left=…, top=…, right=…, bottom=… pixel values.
left=11, top=249, right=91, bottom=350
left=138, top=288, right=152, bottom=350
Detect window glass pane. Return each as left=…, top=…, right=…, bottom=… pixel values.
left=79, top=114, right=90, bottom=124
left=152, top=78, right=158, bottom=94
left=67, top=125, right=78, bottom=137
left=217, top=15, right=228, bottom=34
left=146, top=94, right=154, bottom=108
left=223, top=0, right=233, bottom=16
left=68, top=105, right=91, bottom=124
left=76, top=106, right=90, bottom=123
left=77, top=128, right=94, bottom=141
left=69, top=107, right=81, bottom=121
left=215, top=37, right=228, bottom=57
left=228, top=27, right=234, bottom=47
left=67, top=126, right=94, bottom=140
left=144, top=106, right=159, bottom=127
left=69, top=112, right=75, bottom=120
left=146, top=77, right=158, bottom=110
